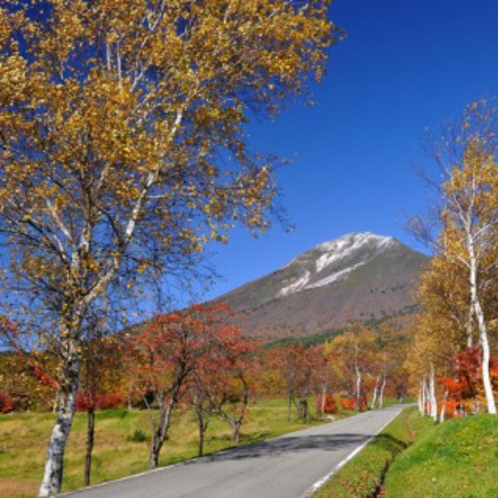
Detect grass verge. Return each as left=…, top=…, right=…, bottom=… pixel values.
left=313, top=408, right=433, bottom=498
left=385, top=414, right=498, bottom=497
left=0, top=400, right=352, bottom=498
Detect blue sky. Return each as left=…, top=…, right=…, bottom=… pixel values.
left=203, top=0, right=498, bottom=300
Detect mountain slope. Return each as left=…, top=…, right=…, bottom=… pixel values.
left=217, top=232, right=429, bottom=338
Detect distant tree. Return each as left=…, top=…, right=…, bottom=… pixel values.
left=324, top=325, right=376, bottom=412
left=186, top=373, right=213, bottom=457
left=200, top=348, right=254, bottom=444
left=131, top=303, right=250, bottom=465
left=0, top=2, right=340, bottom=495
left=273, top=344, right=317, bottom=421
left=77, top=331, right=124, bottom=487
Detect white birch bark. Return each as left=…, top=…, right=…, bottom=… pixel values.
left=429, top=363, right=438, bottom=421
left=418, top=379, right=424, bottom=416
left=39, top=320, right=80, bottom=497
left=468, top=233, right=497, bottom=414
left=439, top=390, right=448, bottom=423
left=355, top=366, right=362, bottom=412
left=378, top=374, right=386, bottom=409
left=370, top=376, right=380, bottom=410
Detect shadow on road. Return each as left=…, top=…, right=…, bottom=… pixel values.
left=186, top=433, right=372, bottom=464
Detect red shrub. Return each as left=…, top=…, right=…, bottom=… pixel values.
left=339, top=398, right=356, bottom=410
left=98, top=393, right=123, bottom=409
left=0, top=392, right=14, bottom=413
left=317, top=395, right=338, bottom=414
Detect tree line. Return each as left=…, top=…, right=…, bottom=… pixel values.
left=1, top=306, right=410, bottom=488
left=408, top=101, right=498, bottom=421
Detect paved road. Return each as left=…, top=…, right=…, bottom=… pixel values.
left=62, top=405, right=407, bottom=498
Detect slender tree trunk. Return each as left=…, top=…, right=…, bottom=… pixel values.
left=473, top=298, right=496, bottom=414
left=424, top=376, right=431, bottom=416
left=320, top=385, right=326, bottom=417
left=39, top=335, right=80, bottom=498
left=370, top=376, right=380, bottom=410
left=149, top=390, right=178, bottom=468
left=418, top=381, right=424, bottom=416
left=420, top=376, right=427, bottom=416
left=198, top=423, right=205, bottom=457
left=354, top=366, right=362, bottom=412
left=84, top=407, right=95, bottom=486
left=429, top=363, right=437, bottom=421
left=287, top=393, right=293, bottom=422
left=439, top=391, right=448, bottom=424
left=299, top=398, right=309, bottom=421
left=467, top=305, right=474, bottom=348
left=196, top=407, right=209, bottom=457
left=378, top=375, right=386, bottom=409
left=468, top=234, right=497, bottom=414
left=230, top=421, right=242, bottom=444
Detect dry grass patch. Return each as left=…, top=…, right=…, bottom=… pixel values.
left=1, top=400, right=337, bottom=497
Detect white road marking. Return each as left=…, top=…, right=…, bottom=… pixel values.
left=300, top=407, right=405, bottom=497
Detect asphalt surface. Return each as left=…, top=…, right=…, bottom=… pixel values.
left=61, top=405, right=407, bottom=498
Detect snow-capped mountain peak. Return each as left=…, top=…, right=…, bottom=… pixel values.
left=216, top=231, right=428, bottom=338
left=279, top=232, right=396, bottom=297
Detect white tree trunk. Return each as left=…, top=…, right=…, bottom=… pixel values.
left=418, top=381, right=424, bottom=416
left=439, top=391, right=448, bottom=423
left=475, top=299, right=496, bottom=414
left=378, top=375, right=386, bottom=409
left=468, top=236, right=497, bottom=414
left=429, top=363, right=438, bottom=421
left=370, top=376, right=380, bottom=410
left=320, top=385, right=327, bottom=416
left=38, top=352, right=79, bottom=497
left=355, top=366, right=362, bottom=411
left=420, top=376, right=428, bottom=416
left=467, top=305, right=474, bottom=348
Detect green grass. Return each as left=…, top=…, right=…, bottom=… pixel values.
left=314, top=408, right=433, bottom=498
left=386, top=414, right=498, bottom=498
left=0, top=399, right=344, bottom=498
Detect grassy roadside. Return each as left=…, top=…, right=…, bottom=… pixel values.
left=314, top=407, right=433, bottom=498
left=0, top=400, right=352, bottom=498
left=385, top=414, right=498, bottom=497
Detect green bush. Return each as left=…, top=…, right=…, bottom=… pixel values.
left=127, top=429, right=148, bottom=443
left=98, top=409, right=128, bottom=419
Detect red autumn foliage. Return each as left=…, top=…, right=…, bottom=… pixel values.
left=339, top=398, right=355, bottom=410
left=339, top=397, right=366, bottom=411
left=438, top=399, right=471, bottom=418
left=76, top=392, right=123, bottom=412
left=0, top=392, right=14, bottom=413
left=437, top=348, right=498, bottom=418
left=317, top=395, right=338, bottom=414
left=439, top=347, right=481, bottom=401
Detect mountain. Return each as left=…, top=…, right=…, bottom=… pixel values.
left=216, top=232, right=429, bottom=339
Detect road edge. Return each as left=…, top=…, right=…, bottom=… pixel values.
left=300, top=405, right=406, bottom=498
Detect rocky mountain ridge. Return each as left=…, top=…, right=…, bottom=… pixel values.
left=216, top=232, right=429, bottom=339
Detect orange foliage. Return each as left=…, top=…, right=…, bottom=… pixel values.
left=317, top=395, right=338, bottom=414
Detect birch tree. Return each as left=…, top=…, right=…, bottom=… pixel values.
left=434, top=102, right=498, bottom=414
left=0, top=1, right=340, bottom=495
left=325, top=325, right=376, bottom=412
